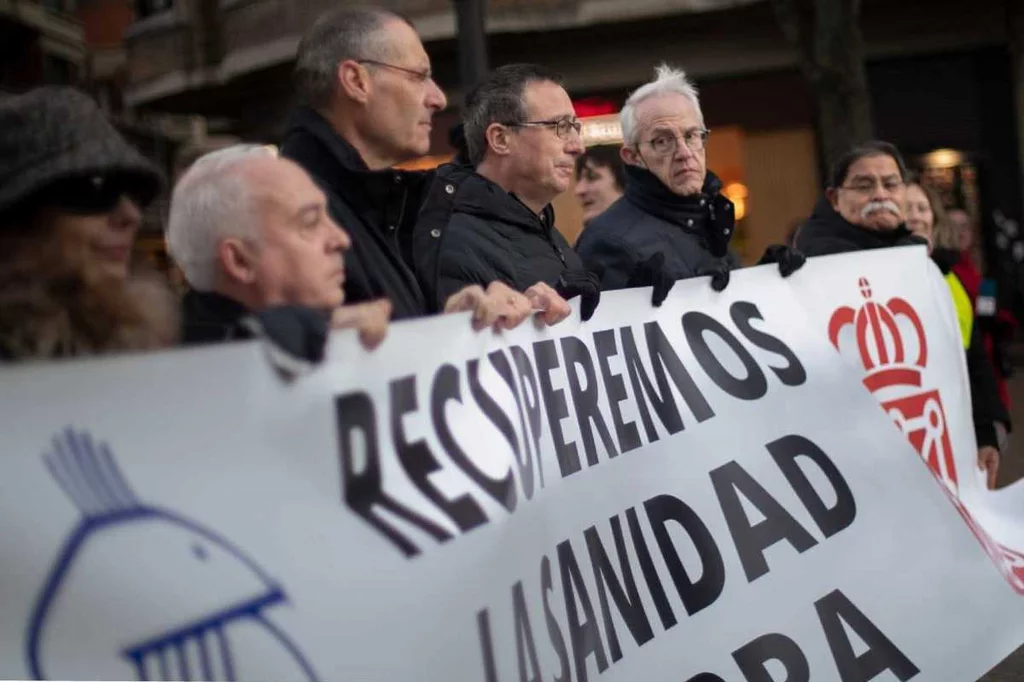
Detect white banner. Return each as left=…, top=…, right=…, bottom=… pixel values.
left=793, top=245, right=1024, bottom=591
left=1, top=254, right=1023, bottom=681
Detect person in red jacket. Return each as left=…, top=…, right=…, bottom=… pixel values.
left=949, top=208, right=1015, bottom=418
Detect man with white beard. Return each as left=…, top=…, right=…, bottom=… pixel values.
left=795, top=141, right=927, bottom=256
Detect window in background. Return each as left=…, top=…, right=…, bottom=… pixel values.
left=136, top=0, right=174, bottom=19
left=42, top=0, right=77, bottom=13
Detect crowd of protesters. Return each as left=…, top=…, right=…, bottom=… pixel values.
left=0, top=5, right=1015, bottom=485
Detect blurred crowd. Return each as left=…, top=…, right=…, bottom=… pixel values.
left=0, top=6, right=1015, bottom=484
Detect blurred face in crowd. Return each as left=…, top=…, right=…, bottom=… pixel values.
left=622, top=92, right=708, bottom=197
left=828, top=154, right=906, bottom=231
left=357, top=19, right=447, bottom=165
left=504, top=80, right=584, bottom=204
left=948, top=209, right=975, bottom=252
left=575, top=159, right=623, bottom=222
left=904, top=183, right=934, bottom=247
left=235, top=157, right=350, bottom=310
left=35, top=175, right=145, bottom=281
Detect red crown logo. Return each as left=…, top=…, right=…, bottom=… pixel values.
left=828, top=277, right=929, bottom=393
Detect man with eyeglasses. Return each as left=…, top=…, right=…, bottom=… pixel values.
left=576, top=65, right=799, bottom=307
left=795, top=140, right=927, bottom=256
left=411, top=63, right=598, bottom=322
left=280, top=6, right=538, bottom=331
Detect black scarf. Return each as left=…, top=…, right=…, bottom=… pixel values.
left=623, top=165, right=734, bottom=258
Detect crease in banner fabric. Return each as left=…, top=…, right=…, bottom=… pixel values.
left=1, top=247, right=1023, bottom=681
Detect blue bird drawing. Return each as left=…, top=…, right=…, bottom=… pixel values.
left=25, top=428, right=320, bottom=682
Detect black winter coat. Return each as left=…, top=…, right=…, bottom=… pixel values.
left=411, top=163, right=583, bottom=310
left=794, top=198, right=926, bottom=256
left=280, top=107, right=432, bottom=320
left=931, top=249, right=1011, bottom=447
left=180, top=290, right=253, bottom=345
left=575, top=165, right=736, bottom=289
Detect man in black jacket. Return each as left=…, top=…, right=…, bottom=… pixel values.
left=797, top=142, right=1007, bottom=488
left=576, top=65, right=802, bottom=303
left=280, top=6, right=535, bottom=328
left=411, top=64, right=591, bottom=322
left=794, top=141, right=926, bottom=256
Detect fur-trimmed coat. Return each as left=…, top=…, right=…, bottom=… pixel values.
left=0, top=266, right=178, bottom=361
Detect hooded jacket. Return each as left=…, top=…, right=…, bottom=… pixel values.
left=411, top=163, right=583, bottom=310
left=575, top=165, right=736, bottom=290
left=794, top=198, right=927, bottom=256
left=280, top=107, right=432, bottom=320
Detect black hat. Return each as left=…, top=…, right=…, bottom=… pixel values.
left=0, top=86, right=163, bottom=216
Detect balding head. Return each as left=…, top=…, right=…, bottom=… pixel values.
left=167, top=145, right=275, bottom=290
left=167, top=144, right=351, bottom=310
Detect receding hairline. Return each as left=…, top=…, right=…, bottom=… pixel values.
left=844, top=153, right=904, bottom=176
left=633, top=90, right=703, bottom=120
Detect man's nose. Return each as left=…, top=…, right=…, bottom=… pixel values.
left=871, top=181, right=891, bottom=200
left=329, top=220, right=351, bottom=252
left=673, top=139, right=695, bottom=161
left=425, top=79, right=447, bottom=112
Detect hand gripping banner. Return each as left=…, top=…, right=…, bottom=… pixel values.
left=1, top=251, right=1023, bottom=681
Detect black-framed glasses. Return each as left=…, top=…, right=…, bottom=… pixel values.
left=646, top=128, right=710, bottom=155
left=356, top=59, right=433, bottom=84
left=503, top=117, right=582, bottom=140
left=44, top=174, right=144, bottom=215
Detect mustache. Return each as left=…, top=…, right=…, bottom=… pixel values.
left=860, top=200, right=902, bottom=219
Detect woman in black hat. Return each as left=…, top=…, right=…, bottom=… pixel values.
left=0, top=86, right=178, bottom=360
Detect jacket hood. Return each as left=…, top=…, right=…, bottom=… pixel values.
left=436, top=164, right=554, bottom=234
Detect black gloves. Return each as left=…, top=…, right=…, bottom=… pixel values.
left=241, top=305, right=332, bottom=379
left=626, top=252, right=677, bottom=307
left=556, top=269, right=602, bottom=321
left=758, top=244, right=806, bottom=278
left=696, top=263, right=731, bottom=292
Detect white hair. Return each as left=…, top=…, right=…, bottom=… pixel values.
left=166, top=144, right=276, bottom=291
left=620, top=63, right=703, bottom=147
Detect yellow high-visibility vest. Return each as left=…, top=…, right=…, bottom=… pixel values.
left=945, top=272, right=973, bottom=349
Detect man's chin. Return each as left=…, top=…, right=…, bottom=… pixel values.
left=671, top=181, right=703, bottom=197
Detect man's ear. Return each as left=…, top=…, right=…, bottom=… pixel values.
left=484, top=122, right=512, bottom=157
left=825, top=187, right=839, bottom=210
left=620, top=145, right=643, bottom=168
left=337, top=60, right=371, bottom=104
left=219, top=238, right=257, bottom=285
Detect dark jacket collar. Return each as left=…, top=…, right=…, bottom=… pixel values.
left=625, top=163, right=724, bottom=209
left=281, top=107, right=429, bottom=210
left=801, top=197, right=924, bottom=252
left=438, top=163, right=555, bottom=234
left=181, top=289, right=252, bottom=345
left=931, top=247, right=962, bottom=275
left=284, top=106, right=369, bottom=173
left=623, top=165, right=733, bottom=257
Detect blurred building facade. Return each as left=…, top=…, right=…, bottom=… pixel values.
left=1, top=0, right=86, bottom=90
left=120, top=0, right=1024, bottom=265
